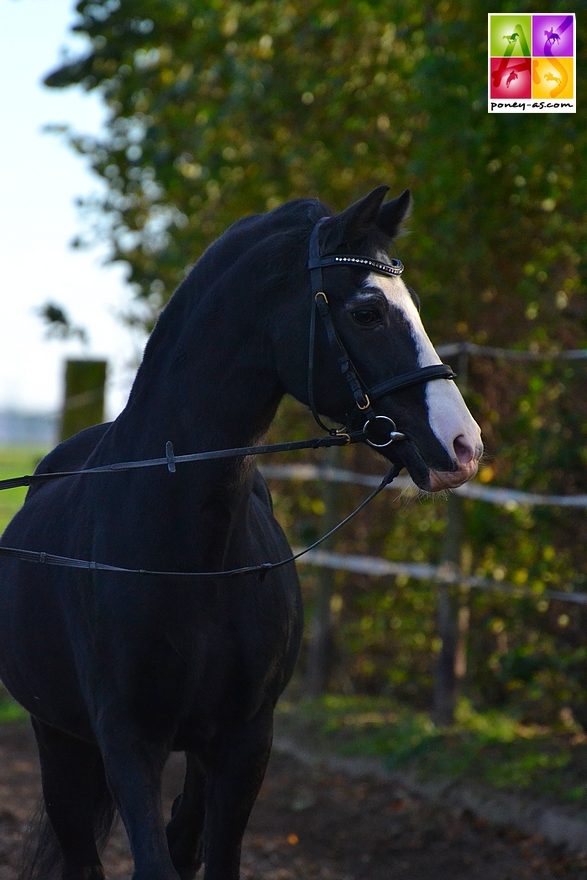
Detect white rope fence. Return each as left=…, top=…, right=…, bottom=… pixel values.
left=292, top=549, right=587, bottom=606
left=259, top=462, right=587, bottom=606
left=260, top=463, right=587, bottom=509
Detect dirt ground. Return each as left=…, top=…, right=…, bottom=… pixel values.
left=0, top=723, right=585, bottom=880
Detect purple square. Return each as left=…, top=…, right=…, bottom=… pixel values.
left=532, top=14, right=574, bottom=57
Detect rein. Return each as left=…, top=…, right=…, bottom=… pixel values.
left=0, top=433, right=362, bottom=493
left=0, top=435, right=399, bottom=579
left=0, top=215, right=458, bottom=580
left=0, top=461, right=400, bottom=579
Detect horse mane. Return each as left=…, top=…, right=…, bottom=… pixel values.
left=126, top=198, right=330, bottom=405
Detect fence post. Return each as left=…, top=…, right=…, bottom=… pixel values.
left=60, top=359, right=107, bottom=442
left=433, top=492, right=464, bottom=726
left=305, top=444, right=342, bottom=697
left=433, top=345, right=469, bottom=726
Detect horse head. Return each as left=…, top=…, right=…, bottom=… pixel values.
left=271, top=186, right=483, bottom=492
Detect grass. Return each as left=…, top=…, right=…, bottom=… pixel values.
left=0, top=446, right=47, bottom=533
left=0, top=447, right=48, bottom=725
left=276, top=694, right=587, bottom=808
left=0, top=692, right=27, bottom=724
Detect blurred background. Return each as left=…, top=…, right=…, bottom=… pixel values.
left=1, top=0, right=586, bottom=817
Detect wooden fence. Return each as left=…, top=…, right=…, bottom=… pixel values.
left=263, top=342, right=587, bottom=722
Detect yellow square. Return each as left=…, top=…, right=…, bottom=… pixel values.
left=532, top=57, right=574, bottom=100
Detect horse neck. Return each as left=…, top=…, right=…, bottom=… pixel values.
left=112, top=275, right=283, bottom=477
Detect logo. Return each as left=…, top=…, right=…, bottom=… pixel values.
left=488, top=13, right=576, bottom=113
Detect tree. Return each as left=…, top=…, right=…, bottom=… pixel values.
left=46, top=1, right=585, bottom=341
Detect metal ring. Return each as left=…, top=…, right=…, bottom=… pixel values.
left=315, top=291, right=328, bottom=305
left=356, top=393, right=371, bottom=412
left=363, top=415, right=406, bottom=448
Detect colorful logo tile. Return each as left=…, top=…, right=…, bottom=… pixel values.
left=488, top=13, right=576, bottom=113
left=489, top=15, right=531, bottom=57
left=532, top=14, right=574, bottom=57
left=490, top=58, right=531, bottom=99
left=532, top=57, right=574, bottom=100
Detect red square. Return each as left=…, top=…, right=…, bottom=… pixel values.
left=490, top=58, right=531, bottom=98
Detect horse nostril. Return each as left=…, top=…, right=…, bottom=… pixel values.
left=453, top=435, right=476, bottom=466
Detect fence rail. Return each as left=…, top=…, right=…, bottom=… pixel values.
left=259, top=463, right=587, bottom=606
left=293, top=549, right=587, bottom=606
left=260, top=463, right=587, bottom=509
left=437, top=342, right=587, bottom=362
left=287, top=342, right=587, bottom=710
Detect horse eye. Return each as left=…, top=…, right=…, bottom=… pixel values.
left=351, top=308, right=381, bottom=327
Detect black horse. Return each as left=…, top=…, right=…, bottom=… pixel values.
left=0, top=186, right=482, bottom=880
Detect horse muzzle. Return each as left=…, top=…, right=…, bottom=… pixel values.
left=429, top=458, right=479, bottom=492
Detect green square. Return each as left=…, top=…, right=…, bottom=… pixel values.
left=489, top=14, right=532, bottom=57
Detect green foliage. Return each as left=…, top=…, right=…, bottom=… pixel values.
left=46, top=0, right=585, bottom=339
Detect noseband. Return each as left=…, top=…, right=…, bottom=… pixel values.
left=307, top=217, right=456, bottom=447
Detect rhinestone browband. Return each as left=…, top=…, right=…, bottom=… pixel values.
left=310, top=254, right=404, bottom=277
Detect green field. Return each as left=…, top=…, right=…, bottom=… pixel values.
left=0, top=447, right=46, bottom=534
left=0, top=447, right=48, bottom=723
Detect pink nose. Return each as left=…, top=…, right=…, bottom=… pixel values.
left=453, top=435, right=482, bottom=466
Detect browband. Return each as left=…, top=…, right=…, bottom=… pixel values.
left=309, top=254, right=404, bottom=277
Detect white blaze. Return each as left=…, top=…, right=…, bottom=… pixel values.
left=365, top=271, right=481, bottom=464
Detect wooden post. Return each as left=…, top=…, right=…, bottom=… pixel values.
left=432, top=346, right=469, bottom=726
left=60, top=359, right=107, bottom=442
left=305, top=445, right=342, bottom=697
left=433, top=491, right=463, bottom=726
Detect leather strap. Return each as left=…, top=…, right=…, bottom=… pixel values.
left=0, top=432, right=364, bottom=493
left=368, top=364, right=456, bottom=401
left=0, top=465, right=400, bottom=579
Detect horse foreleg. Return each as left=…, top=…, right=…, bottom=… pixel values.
left=31, top=718, right=113, bottom=880
left=98, top=731, right=177, bottom=880
left=166, top=753, right=206, bottom=880
left=203, top=706, right=273, bottom=880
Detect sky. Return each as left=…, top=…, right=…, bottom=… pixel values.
left=0, top=0, right=143, bottom=418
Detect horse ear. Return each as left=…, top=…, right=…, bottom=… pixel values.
left=376, top=189, right=412, bottom=240
left=318, top=185, right=390, bottom=252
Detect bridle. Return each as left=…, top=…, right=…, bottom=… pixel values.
left=306, top=216, right=456, bottom=447
left=0, top=217, right=458, bottom=579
